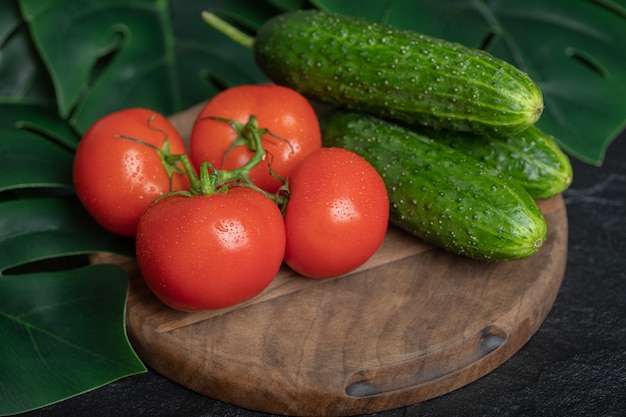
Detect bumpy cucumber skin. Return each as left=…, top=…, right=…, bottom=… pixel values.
left=321, top=111, right=548, bottom=261
left=255, top=10, right=544, bottom=137
left=420, top=125, right=573, bottom=199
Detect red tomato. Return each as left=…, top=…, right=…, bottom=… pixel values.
left=135, top=187, right=286, bottom=311
left=283, top=147, right=390, bottom=279
left=189, top=84, right=322, bottom=194
left=73, top=108, right=190, bottom=237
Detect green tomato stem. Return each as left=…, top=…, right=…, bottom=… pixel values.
left=173, top=153, right=202, bottom=194
left=116, top=113, right=288, bottom=209
left=115, top=133, right=190, bottom=193
left=207, top=115, right=288, bottom=207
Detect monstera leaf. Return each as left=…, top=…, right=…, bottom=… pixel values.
left=0, top=103, right=76, bottom=193
left=0, top=101, right=136, bottom=416
left=312, top=0, right=626, bottom=165
left=19, top=0, right=273, bottom=134
left=0, top=264, right=145, bottom=415
left=0, top=197, right=135, bottom=274
left=0, top=1, right=53, bottom=101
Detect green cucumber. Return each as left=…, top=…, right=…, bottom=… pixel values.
left=321, top=111, right=548, bottom=261
left=418, top=125, right=573, bottom=199
left=253, top=10, right=544, bottom=137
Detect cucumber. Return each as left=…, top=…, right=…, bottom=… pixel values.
left=253, top=10, right=544, bottom=137
left=418, top=125, right=573, bottom=199
left=321, top=111, right=548, bottom=261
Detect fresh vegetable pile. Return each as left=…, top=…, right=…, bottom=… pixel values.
left=5, top=3, right=625, bottom=414
left=71, top=9, right=574, bottom=312
left=74, top=84, right=389, bottom=311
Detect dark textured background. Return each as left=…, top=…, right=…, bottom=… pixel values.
left=20, top=132, right=626, bottom=417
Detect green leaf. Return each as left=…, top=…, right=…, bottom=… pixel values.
left=0, top=101, right=81, bottom=149
left=19, top=0, right=271, bottom=134
left=0, top=197, right=135, bottom=274
left=0, top=103, right=79, bottom=192
left=264, top=0, right=311, bottom=12
left=0, top=0, right=55, bottom=101
left=0, top=264, right=146, bottom=415
left=311, top=0, right=626, bottom=165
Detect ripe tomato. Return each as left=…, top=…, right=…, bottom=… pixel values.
left=189, top=84, right=322, bottom=194
left=283, top=147, right=390, bottom=279
left=135, top=187, right=286, bottom=311
left=73, top=108, right=190, bottom=237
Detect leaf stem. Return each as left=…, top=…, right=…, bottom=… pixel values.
left=201, top=11, right=255, bottom=49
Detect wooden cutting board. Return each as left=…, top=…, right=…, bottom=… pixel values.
left=106, top=106, right=568, bottom=416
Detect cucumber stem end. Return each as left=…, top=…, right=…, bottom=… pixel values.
left=201, top=11, right=255, bottom=49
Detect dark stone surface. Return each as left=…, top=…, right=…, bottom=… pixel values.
left=20, top=132, right=626, bottom=417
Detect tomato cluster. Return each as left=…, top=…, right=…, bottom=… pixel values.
left=73, top=85, right=389, bottom=312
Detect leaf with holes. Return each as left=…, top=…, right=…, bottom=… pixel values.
left=0, top=264, right=146, bottom=416
left=19, top=0, right=275, bottom=134
left=311, top=0, right=626, bottom=165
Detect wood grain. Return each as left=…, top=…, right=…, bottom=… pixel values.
left=104, top=194, right=568, bottom=417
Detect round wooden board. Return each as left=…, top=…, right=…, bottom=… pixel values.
left=97, top=105, right=568, bottom=416
left=113, top=194, right=567, bottom=417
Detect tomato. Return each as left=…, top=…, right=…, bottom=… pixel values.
left=189, top=84, right=322, bottom=194
left=283, top=147, right=390, bottom=279
left=135, top=187, right=286, bottom=311
left=73, top=108, right=190, bottom=237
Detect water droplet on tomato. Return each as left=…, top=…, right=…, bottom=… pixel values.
left=214, top=219, right=248, bottom=250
